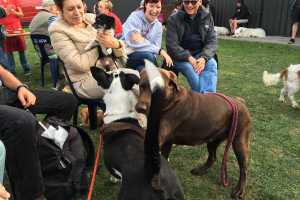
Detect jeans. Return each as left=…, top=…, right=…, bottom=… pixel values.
left=0, top=90, right=77, bottom=200
left=174, top=53, right=218, bottom=93
left=127, top=51, right=157, bottom=72
left=7, top=51, right=31, bottom=74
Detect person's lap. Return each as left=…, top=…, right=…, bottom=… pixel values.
left=127, top=51, right=157, bottom=71
left=174, top=55, right=217, bottom=93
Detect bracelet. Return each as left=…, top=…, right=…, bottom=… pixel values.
left=16, top=84, right=29, bottom=94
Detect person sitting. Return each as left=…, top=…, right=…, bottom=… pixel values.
left=166, top=0, right=218, bottom=93
left=0, top=0, right=31, bottom=75
left=122, top=0, right=173, bottom=72
left=49, top=0, right=126, bottom=99
left=96, top=0, right=123, bottom=38
left=229, top=0, right=250, bottom=35
left=289, top=0, right=300, bottom=44
left=0, top=62, right=77, bottom=200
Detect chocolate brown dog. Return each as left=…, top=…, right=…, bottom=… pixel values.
left=136, top=66, right=252, bottom=199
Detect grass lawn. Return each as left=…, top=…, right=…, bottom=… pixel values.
left=12, top=38, right=300, bottom=200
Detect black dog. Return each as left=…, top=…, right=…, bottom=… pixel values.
left=91, top=67, right=184, bottom=200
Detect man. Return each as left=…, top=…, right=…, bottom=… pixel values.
left=166, top=0, right=217, bottom=93
left=289, top=0, right=300, bottom=44
left=97, top=0, right=123, bottom=37
left=29, top=0, right=58, bottom=36
left=0, top=63, right=77, bottom=200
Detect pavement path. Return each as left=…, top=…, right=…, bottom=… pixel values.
left=218, top=35, right=300, bottom=47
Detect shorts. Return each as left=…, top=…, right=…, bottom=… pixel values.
left=291, top=7, right=300, bottom=24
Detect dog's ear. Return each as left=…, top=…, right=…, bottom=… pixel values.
left=90, top=67, right=113, bottom=89
left=119, top=72, right=140, bottom=90
left=164, top=70, right=179, bottom=91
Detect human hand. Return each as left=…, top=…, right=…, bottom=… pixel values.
left=0, top=184, right=10, bottom=200
left=160, top=49, right=173, bottom=67
left=97, top=32, right=119, bottom=49
left=194, top=57, right=206, bottom=74
left=130, top=32, right=145, bottom=43
left=17, top=87, right=36, bottom=108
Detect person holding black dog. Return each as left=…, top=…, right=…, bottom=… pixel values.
left=0, top=61, right=77, bottom=200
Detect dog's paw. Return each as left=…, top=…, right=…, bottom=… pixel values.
left=109, top=175, right=121, bottom=184
left=291, top=103, right=299, bottom=108
left=231, top=186, right=245, bottom=200
left=278, top=96, right=286, bottom=103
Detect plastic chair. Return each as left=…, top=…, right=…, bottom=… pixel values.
left=30, top=34, right=59, bottom=87
left=60, top=61, right=105, bottom=130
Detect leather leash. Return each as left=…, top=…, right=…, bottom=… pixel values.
left=87, top=126, right=104, bottom=200
left=208, top=93, right=239, bottom=187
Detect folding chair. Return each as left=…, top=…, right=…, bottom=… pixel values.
left=61, top=61, right=105, bottom=130
left=31, top=34, right=59, bottom=87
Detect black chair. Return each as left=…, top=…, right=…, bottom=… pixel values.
left=60, top=61, right=105, bottom=130
left=31, top=34, right=59, bottom=87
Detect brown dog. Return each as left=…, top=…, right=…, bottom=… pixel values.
left=135, top=68, right=252, bottom=199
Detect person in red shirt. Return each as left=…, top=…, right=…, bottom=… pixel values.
left=97, top=0, right=123, bottom=38
left=0, top=0, right=31, bottom=75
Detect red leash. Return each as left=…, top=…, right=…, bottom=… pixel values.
left=209, top=93, right=239, bottom=187
left=87, top=126, right=104, bottom=200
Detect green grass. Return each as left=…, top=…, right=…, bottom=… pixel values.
left=13, top=39, right=300, bottom=200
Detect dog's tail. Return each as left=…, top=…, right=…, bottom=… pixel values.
left=262, top=69, right=287, bottom=86
left=143, top=60, right=165, bottom=189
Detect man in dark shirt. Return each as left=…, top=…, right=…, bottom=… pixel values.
left=289, top=0, right=300, bottom=44
left=166, top=0, right=217, bottom=93
left=229, top=0, right=250, bottom=35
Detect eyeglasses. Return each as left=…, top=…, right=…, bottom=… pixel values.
left=183, top=0, right=198, bottom=6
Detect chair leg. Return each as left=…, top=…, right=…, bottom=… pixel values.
left=50, top=58, right=59, bottom=88
left=41, top=63, right=45, bottom=87
left=88, top=104, right=97, bottom=130
left=73, top=105, right=79, bottom=127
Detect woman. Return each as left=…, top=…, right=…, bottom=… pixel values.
left=229, top=0, right=250, bottom=35
left=49, top=0, right=126, bottom=99
left=122, top=0, right=173, bottom=72
left=0, top=0, right=31, bottom=74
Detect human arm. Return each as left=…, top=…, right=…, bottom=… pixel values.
left=49, top=29, right=98, bottom=73
left=97, top=31, right=126, bottom=58
left=0, top=65, right=36, bottom=107
left=122, top=11, right=161, bottom=54
left=166, top=14, right=191, bottom=61
left=7, top=5, right=24, bottom=18
left=0, top=184, right=10, bottom=200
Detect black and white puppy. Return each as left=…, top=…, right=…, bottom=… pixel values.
left=91, top=65, right=184, bottom=200
left=85, top=14, right=115, bottom=56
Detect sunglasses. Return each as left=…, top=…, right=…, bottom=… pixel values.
left=183, top=0, right=198, bottom=6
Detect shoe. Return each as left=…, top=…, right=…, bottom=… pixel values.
left=288, top=38, right=295, bottom=44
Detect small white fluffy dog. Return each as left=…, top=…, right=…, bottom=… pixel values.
left=234, top=27, right=266, bottom=38
left=214, top=26, right=230, bottom=36
left=263, top=64, right=300, bottom=108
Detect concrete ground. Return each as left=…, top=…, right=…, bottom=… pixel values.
left=218, top=35, right=300, bottom=47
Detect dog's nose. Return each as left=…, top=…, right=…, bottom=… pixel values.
left=135, top=103, right=147, bottom=114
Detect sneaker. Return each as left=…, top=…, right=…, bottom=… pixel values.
left=288, top=38, right=295, bottom=44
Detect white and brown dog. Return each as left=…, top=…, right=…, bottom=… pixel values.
left=263, top=64, right=300, bottom=108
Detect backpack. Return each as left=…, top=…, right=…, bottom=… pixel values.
left=37, top=117, right=95, bottom=200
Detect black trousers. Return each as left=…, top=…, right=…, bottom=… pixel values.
left=0, top=90, right=77, bottom=200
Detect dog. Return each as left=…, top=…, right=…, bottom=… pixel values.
left=214, top=26, right=230, bottom=36
left=135, top=61, right=252, bottom=199
left=233, top=27, right=266, bottom=38
left=263, top=64, right=300, bottom=108
left=90, top=66, right=184, bottom=200
left=79, top=107, right=104, bottom=127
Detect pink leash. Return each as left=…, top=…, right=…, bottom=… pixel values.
left=208, top=93, right=239, bottom=187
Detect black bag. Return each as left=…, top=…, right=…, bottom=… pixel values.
left=38, top=117, right=95, bottom=200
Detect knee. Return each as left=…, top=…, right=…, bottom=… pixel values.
left=205, top=58, right=218, bottom=72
